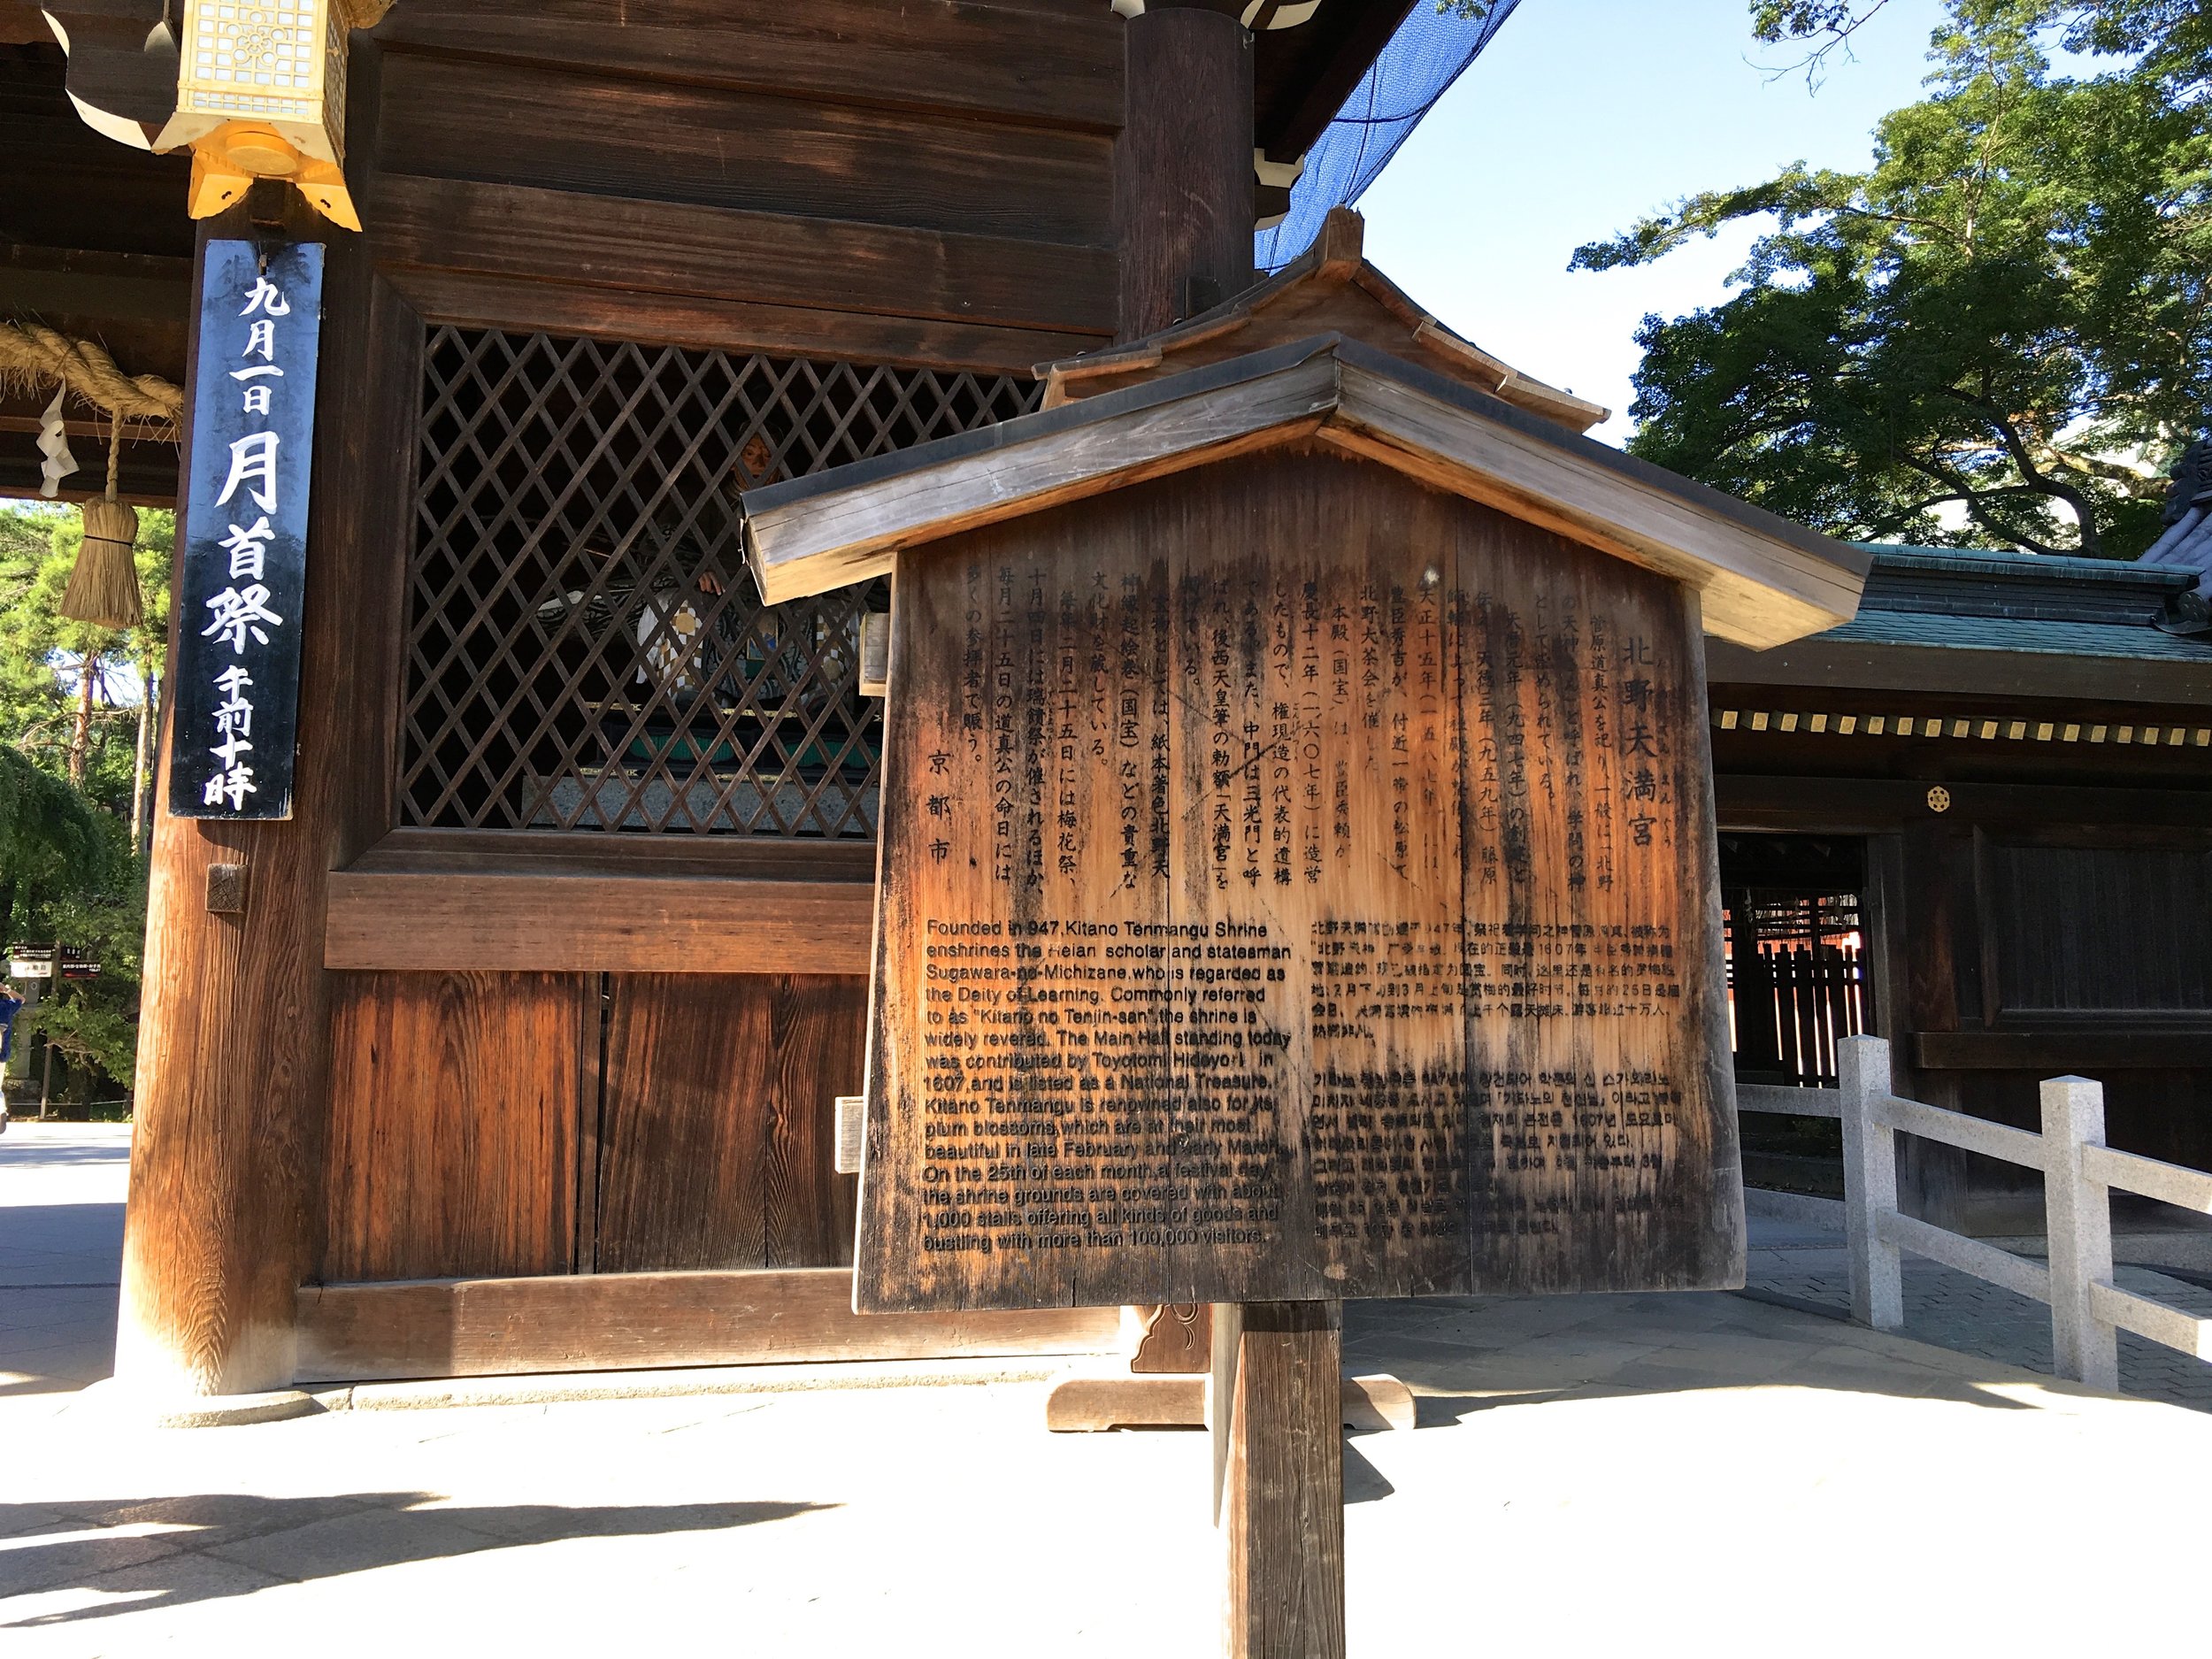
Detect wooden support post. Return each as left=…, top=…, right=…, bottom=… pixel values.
left=1110, top=0, right=1257, bottom=1379
left=1219, top=1301, right=1344, bottom=1659
left=118, top=183, right=389, bottom=1397
left=1114, top=4, right=1256, bottom=342
left=2041, top=1075, right=2119, bottom=1392
left=1839, top=1034, right=1903, bottom=1330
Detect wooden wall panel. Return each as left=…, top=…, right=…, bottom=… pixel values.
left=593, top=974, right=866, bottom=1274
left=324, top=972, right=588, bottom=1282
left=386, top=268, right=1099, bottom=371
left=372, top=175, right=1116, bottom=337
left=326, top=872, right=873, bottom=975
left=378, top=54, right=1113, bottom=248
left=371, top=0, right=1123, bottom=131
left=0, top=44, right=193, bottom=259
left=1979, top=841, right=2212, bottom=1018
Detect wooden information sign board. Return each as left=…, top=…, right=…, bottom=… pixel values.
left=857, top=447, right=1741, bottom=1312
left=748, top=336, right=1865, bottom=1659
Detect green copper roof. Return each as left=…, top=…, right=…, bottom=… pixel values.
left=1823, top=609, right=2212, bottom=664
left=1811, top=543, right=2212, bottom=664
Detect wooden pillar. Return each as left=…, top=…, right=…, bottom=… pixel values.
left=116, top=181, right=384, bottom=1396
left=1218, top=1300, right=1345, bottom=1659
left=1115, top=4, right=1256, bottom=342
left=1110, top=1, right=1256, bottom=1386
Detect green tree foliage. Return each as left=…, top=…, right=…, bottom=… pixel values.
left=0, top=743, right=107, bottom=936
left=1572, top=2, right=2211, bottom=557
left=0, top=742, right=142, bottom=1103
left=0, top=504, right=172, bottom=813
left=0, top=502, right=168, bottom=1102
left=22, top=872, right=147, bottom=1100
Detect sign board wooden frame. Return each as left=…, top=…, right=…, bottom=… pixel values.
left=744, top=336, right=1870, bottom=1318
left=860, top=448, right=1736, bottom=1310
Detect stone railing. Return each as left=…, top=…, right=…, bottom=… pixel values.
left=1803, top=1034, right=2212, bottom=1389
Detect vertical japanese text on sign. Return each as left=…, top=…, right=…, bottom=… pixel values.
left=170, top=240, right=324, bottom=821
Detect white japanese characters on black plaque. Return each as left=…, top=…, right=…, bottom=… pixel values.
left=169, top=239, right=324, bottom=820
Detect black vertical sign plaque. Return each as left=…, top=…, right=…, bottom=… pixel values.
left=168, top=239, right=324, bottom=820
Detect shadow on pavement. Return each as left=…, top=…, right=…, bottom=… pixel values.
left=1341, top=1293, right=2072, bottom=1414
left=0, top=1493, right=834, bottom=1624
left=0, top=1144, right=133, bottom=1169
left=1341, top=1440, right=1395, bottom=1503
left=0, top=1200, right=126, bottom=1252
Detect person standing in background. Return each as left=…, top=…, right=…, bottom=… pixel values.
left=0, top=982, right=23, bottom=1134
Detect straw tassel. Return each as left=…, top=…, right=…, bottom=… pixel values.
left=58, top=411, right=144, bottom=630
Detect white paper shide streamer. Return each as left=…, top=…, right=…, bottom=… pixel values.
left=36, top=388, right=78, bottom=497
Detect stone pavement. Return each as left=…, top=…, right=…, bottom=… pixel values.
left=3, top=1291, right=2209, bottom=1655
left=4, top=1138, right=2212, bottom=1653
left=0, top=1124, right=127, bottom=1398
left=1743, top=1205, right=2212, bottom=1411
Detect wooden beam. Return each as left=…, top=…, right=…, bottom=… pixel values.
left=1325, top=361, right=1864, bottom=648
left=1046, top=1371, right=1207, bottom=1431
left=0, top=246, right=193, bottom=324
left=1221, top=1301, right=1346, bottom=1659
left=1115, top=4, right=1254, bottom=340
left=372, top=175, right=1118, bottom=338
left=376, top=50, right=1114, bottom=251
left=293, top=1267, right=1124, bottom=1383
left=745, top=342, right=1340, bottom=603
left=370, top=0, right=1125, bottom=133
left=324, top=869, right=876, bottom=973
left=1041, top=1369, right=1416, bottom=1432
left=1716, top=773, right=2212, bottom=833
left=347, top=826, right=878, bottom=881
left=1708, top=636, right=2212, bottom=707
left=745, top=340, right=1869, bottom=650
left=1912, top=1029, right=2212, bottom=1071
left=389, top=268, right=1100, bottom=375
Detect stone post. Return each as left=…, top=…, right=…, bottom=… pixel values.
left=2041, top=1075, right=2118, bottom=1391
left=1839, top=1035, right=1902, bottom=1330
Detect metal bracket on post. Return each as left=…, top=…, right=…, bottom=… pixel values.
left=2041, top=1075, right=2119, bottom=1392
left=1839, top=1035, right=1903, bottom=1330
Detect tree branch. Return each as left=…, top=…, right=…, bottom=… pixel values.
left=1863, top=490, right=1972, bottom=538
left=2044, top=447, right=2169, bottom=497
left=1895, top=453, right=2073, bottom=556
left=1944, top=380, right=2105, bottom=555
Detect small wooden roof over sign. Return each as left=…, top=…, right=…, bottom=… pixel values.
left=1036, top=209, right=1609, bottom=434
left=743, top=334, right=1870, bottom=651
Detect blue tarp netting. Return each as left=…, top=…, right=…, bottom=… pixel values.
left=1255, top=0, right=1524, bottom=271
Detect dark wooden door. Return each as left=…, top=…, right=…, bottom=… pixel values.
left=324, top=971, right=591, bottom=1281
left=588, top=972, right=864, bottom=1273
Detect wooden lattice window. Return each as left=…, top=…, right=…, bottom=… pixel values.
left=401, top=328, right=1041, bottom=836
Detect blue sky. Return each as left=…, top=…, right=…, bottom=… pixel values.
left=1357, top=0, right=1955, bottom=445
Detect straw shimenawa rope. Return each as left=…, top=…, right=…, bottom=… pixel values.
left=3, top=321, right=181, bottom=627
left=0, top=321, right=184, bottom=429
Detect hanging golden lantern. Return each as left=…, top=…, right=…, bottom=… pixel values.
left=152, top=1, right=389, bottom=231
